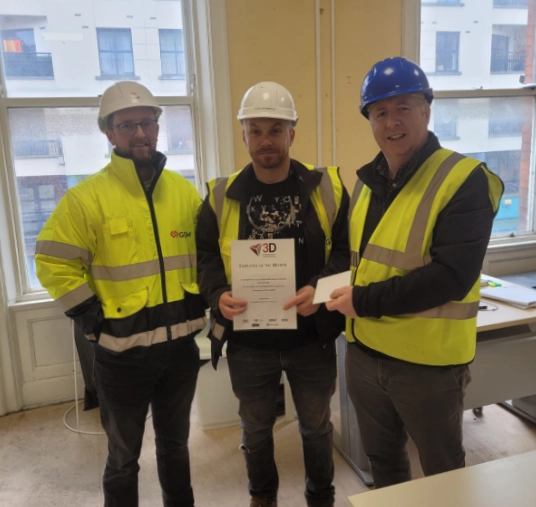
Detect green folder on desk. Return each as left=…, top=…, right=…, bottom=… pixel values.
left=480, top=286, right=536, bottom=309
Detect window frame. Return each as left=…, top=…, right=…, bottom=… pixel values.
left=0, top=0, right=234, bottom=301
left=159, top=28, right=186, bottom=79
left=96, top=27, right=136, bottom=79
left=404, top=0, right=536, bottom=264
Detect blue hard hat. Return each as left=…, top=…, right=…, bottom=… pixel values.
left=360, top=57, right=434, bottom=118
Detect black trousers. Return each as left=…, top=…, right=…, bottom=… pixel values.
left=94, top=338, right=200, bottom=507
left=345, top=343, right=471, bottom=488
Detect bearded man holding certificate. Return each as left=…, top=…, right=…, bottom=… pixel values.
left=196, top=82, right=349, bottom=507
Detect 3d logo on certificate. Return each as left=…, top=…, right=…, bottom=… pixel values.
left=231, top=238, right=297, bottom=331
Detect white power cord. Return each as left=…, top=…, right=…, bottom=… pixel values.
left=63, top=321, right=105, bottom=435
left=63, top=321, right=151, bottom=435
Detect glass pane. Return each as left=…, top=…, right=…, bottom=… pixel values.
left=431, top=97, right=534, bottom=236
left=159, top=105, right=196, bottom=184
left=0, top=0, right=187, bottom=97
left=420, top=1, right=534, bottom=90
left=9, top=105, right=197, bottom=289
left=38, top=184, right=55, bottom=199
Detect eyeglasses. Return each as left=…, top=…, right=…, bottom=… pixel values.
left=112, top=119, right=158, bottom=137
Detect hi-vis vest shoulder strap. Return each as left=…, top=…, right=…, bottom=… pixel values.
left=208, top=164, right=343, bottom=282
left=347, top=149, right=503, bottom=366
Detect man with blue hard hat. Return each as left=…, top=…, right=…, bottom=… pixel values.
left=327, top=57, right=504, bottom=487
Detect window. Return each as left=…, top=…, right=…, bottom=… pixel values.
left=491, top=27, right=526, bottom=73
left=1, top=27, right=53, bottom=78
left=96, top=28, right=135, bottom=78
left=414, top=0, right=536, bottom=241
left=435, top=32, right=460, bottom=73
left=488, top=98, right=527, bottom=137
left=159, top=29, right=186, bottom=78
left=0, top=0, right=233, bottom=296
left=17, top=177, right=67, bottom=285
left=433, top=101, right=459, bottom=140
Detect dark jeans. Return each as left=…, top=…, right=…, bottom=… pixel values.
left=94, top=337, right=200, bottom=507
left=346, top=343, right=471, bottom=488
left=227, top=340, right=337, bottom=507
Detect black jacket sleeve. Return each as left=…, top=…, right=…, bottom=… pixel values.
left=196, top=195, right=231, bottom=316
left=352, top=167, right=496, bottom=317
left=307, top=183, right=351, bottom=288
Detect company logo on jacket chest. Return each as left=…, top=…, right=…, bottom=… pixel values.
left=170, top=231, right=192, bottom=238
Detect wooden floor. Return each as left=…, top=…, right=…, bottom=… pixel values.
left=0, top=402, right=535, bottom=506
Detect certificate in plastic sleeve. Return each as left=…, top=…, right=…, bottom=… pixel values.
left=231, top=238, right=297, bottom=330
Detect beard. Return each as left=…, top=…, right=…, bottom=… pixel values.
left=252, top=149, right=287, bottom=170
left=115, top=144, right=155, bottom=168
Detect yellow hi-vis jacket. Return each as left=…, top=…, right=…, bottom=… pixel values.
left=35, top=151, right=206, bottom=353
left=348, top=149, right=503, bottom=366
left=207, top=163, right=343, bottom=284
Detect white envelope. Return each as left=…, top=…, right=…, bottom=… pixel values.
left=313, top=270, right=352, bottom=304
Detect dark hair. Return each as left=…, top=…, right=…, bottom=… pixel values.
left=106, top=113, right=115, bottom=130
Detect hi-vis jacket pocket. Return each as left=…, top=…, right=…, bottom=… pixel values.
left=103, top=287, right=148, bottom=319
left=99, top=217, right=139, bottom=266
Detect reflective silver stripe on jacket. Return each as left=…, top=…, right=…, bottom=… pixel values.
left=97, top=316, right=207, bottom=352
left=35, top=240, right=93, bottom=266
left=349, top=178, right=364, bottom=221
left=350, top=152, right=478, bottom=320
left=91, top=254, right=196, bottom=281
left=350, top=152, right=466, bottom=271
left=211, top=322, right=225, bottom=340
left=212, top=177, right=229, bottom=231
left=409, top=301, right=479, bottom=320
left=57, top=283, right=94, bottom=311
left=350, top=250, right=360, bottom=268
left=315, top=167, right=337, bottom=229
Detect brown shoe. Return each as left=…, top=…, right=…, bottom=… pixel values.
left=249, top=497, right=277, bottom=507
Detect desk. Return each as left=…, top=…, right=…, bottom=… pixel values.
left=348, top=450, right=536, bottom=507
left=332, top=275, right=536, bottom=485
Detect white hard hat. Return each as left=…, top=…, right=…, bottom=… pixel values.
left=98, top=81, right=163, bottom=132
left=237, top=81, right=298, bottom=122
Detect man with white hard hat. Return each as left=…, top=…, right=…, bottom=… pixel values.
left=196, top=81, right=350, bottom=507
left=35, top=81, right=206, bottom=507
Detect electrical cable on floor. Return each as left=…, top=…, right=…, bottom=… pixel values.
left=63, top=401, right=105, bottom=435
left=62, top=402, right=152, bottom=435
left=65, top=321, right=151, bottom=435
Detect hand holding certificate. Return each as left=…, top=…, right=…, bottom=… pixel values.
left=231, top=238, right=297, bottom=330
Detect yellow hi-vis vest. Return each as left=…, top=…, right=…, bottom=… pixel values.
left=347, top=149, right=503, bottom=366
left=207, top=163, right=343, bottom=283
left=35, top=152, right=205, bottom=352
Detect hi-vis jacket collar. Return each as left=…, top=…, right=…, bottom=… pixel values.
left=109, top=149, right=167, bottom=193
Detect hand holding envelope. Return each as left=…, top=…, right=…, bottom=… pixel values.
left=313, top=270, right=358, bottom=318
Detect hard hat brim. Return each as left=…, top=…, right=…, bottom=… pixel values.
left=237, top=110, right=299, bottom=122
left=360, top=88, right=434, bottom=119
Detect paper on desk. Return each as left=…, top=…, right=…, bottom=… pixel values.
left=313, top=270, right=352, bottom=304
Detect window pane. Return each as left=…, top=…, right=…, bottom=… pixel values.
left=431, top=97, right=534, bottom=236
left=0, top=0, right=187, bottom=97
left=421, top=1, right=533, bottom=90
left=159, top=105, right=196, bottom=184
left=159, top=29, right=185, bottom=77
left=97, top=28, right=134, bottom=77
left=9, top=105, right=197, bottom=288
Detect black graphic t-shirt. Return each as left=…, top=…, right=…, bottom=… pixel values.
left=232, top=171, right=318, bottom=350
